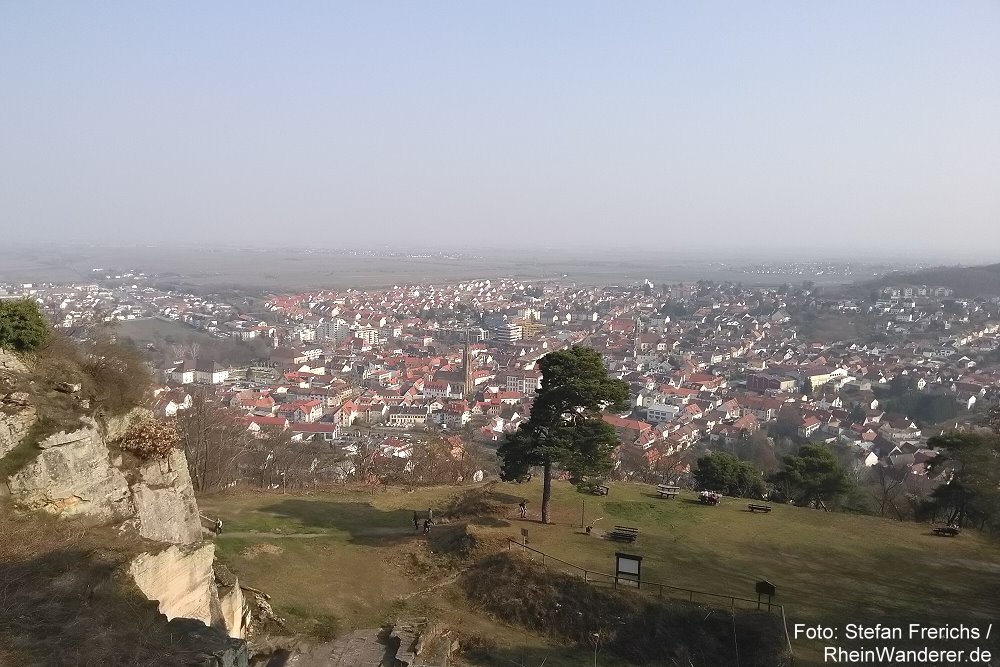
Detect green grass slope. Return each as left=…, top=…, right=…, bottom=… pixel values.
left=201, top=481, right=1000, bottom=666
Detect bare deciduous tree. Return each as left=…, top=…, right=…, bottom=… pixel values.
left=868, top=464, right=908, bottom=519
left=178, top=392, right=252, bottom=493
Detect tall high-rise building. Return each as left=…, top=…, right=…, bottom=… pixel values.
left=493, top=323, right=523, bottom=344
left=316, top=318, right=350, bottom=342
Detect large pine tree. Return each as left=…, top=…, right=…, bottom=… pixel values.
left=924, top=427, right=1000, bottom=529
left=498, top=346, right=629, bottom=523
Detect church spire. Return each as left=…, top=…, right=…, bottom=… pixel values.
left=463, top=330, right=473, bottom=400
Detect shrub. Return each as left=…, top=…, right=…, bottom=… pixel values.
left=0, top=299, right=50, bottom=352
left=119, top=417, right=180, bottom=460
left=83, top=341, right=152, bottom=415
left=694, top=451, right=767, bottom=497
left=462, top=553, right=790, bottom=667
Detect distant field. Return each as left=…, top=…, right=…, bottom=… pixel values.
left=114, top=317, right=266, bottom=366
left=113, top=317, right=216, bottom=347
left=0, top=246, right=855, bottom=291
left=200, top=481, right=1000, bottom=666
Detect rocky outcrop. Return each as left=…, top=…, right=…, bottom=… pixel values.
left=130, top=543, right=221, bottom=628
left=6, top=421, right=133, bottom=519
left=0, top=364, right=253, bottom=654
left=129, top=543, right=250, bottom=640
left=0, top=348, right=33, bottom=459
left=131, top=448, right=203, bottom=544
left=215, top=564, right=251, bottom=640
left=0, top=400, right=34, bottom=460
left=168, top=618, right=250, bottom=667
left=4, top=415, right=201, bottom=542
left=218, top=582, right=249, bottom=640
left=0, top=348, right=27, bottom=375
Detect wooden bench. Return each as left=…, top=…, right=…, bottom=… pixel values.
left=933, top=526, right=960, bottom=537
left=747, top=503, right=772, bottom=513
left=592, top=484, right=610, bottom=496
left=607, top=525, right=639, bottom=543
left=656, top=484, right=680, bottom=499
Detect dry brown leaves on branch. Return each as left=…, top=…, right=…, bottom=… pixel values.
left=119, top=417, right=180, bottom=460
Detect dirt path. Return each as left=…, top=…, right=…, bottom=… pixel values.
left=400, top=567, right=467, bottom=600
left=217, top=526, right=422, bottom=539
left=217, top=531, right=330, bottom=539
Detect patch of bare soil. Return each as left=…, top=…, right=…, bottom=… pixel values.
left=242, top=543, right=285, bottom=558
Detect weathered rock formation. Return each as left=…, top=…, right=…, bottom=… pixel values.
left=0, top=358, right=252, bottom=659
left=6, top=419, right=204, bottom=546
left=3, top=405, right=201, bottom=540
left=0, top=399, right=34, bottom=460
left=130, top=543, right=221, bottom=628
left=0, top=349, right=33, bottom=459
left=216, top=564, right=252, bottom=640
left=7, top=421, right=134, bottom=519
left=169, top=618, right=251, bottom=667
left=132, top=448, right=203, bottom=544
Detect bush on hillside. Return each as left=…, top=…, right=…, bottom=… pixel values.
left=462, top=552, right=790, bottom=667
left=694, top=451, right=767, bottom=498
left=29, top=333, right=152, bottom=422
left=0, top=299, right=50, bottom=353
left=119, top=417, right=180, bottom=460
left=83, top=340, right=152, bottom=415
left=771, top=444, right=854, bottom=508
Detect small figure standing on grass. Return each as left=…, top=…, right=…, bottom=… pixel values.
left=214, top=519, right=223, bottom=536
left=413, top=511, right=420, bottom=531
left=427, top=507, right=434, bottom=523
left=422, top=518, right=432, bottom=535
left=518, top=500, right=527, bottom=519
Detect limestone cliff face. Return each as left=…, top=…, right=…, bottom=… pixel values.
left=7, top=421, right=134, bottom=518
left=0, top=349, right=34, bottom=459
left=2, top=412, right=202, bottom=546
left=132, top=448, right=203, bottom=544
left=129, top=543, right=250, bottom=642
left=0, top=400, right=34, bottom=460
left=129, top=543, right=222, bottom=628
left=216, top=565, right=251, bottom=641
left=0, top=368, right=251, bottom=653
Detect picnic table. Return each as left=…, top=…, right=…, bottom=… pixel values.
left=933, top=525, right=960, bottom=537
left=606, top=525, right=639, bottom=543
left=747, top=503, right=772, bottom=513
left=591, top=484, right=610, bottom=496
left=656, top=484, right=679, bottom=499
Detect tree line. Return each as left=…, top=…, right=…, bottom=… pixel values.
left=497, top=344, right=1000, bottom=535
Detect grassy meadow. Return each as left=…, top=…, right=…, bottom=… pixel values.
left=199, top=480, right=1000, bottom=666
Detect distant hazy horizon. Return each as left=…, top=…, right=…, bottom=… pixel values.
left=0, top=239, right=998, bottom=266
left=2, top=2, right=998, bottom=257
left=0, top=240, right=988, bottom=268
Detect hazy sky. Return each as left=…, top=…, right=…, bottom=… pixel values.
left=1, top=2, right=998, bottom=258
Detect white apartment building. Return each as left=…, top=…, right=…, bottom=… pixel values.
left=505, top=370, right=542, bottom=396
left=316, top=318, right=351, bottom=342
left=354, top=325, right=381, bottom=346
left=493, top=323, right=523, bottom=344
left=646, top=403, right=680, bottom=424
